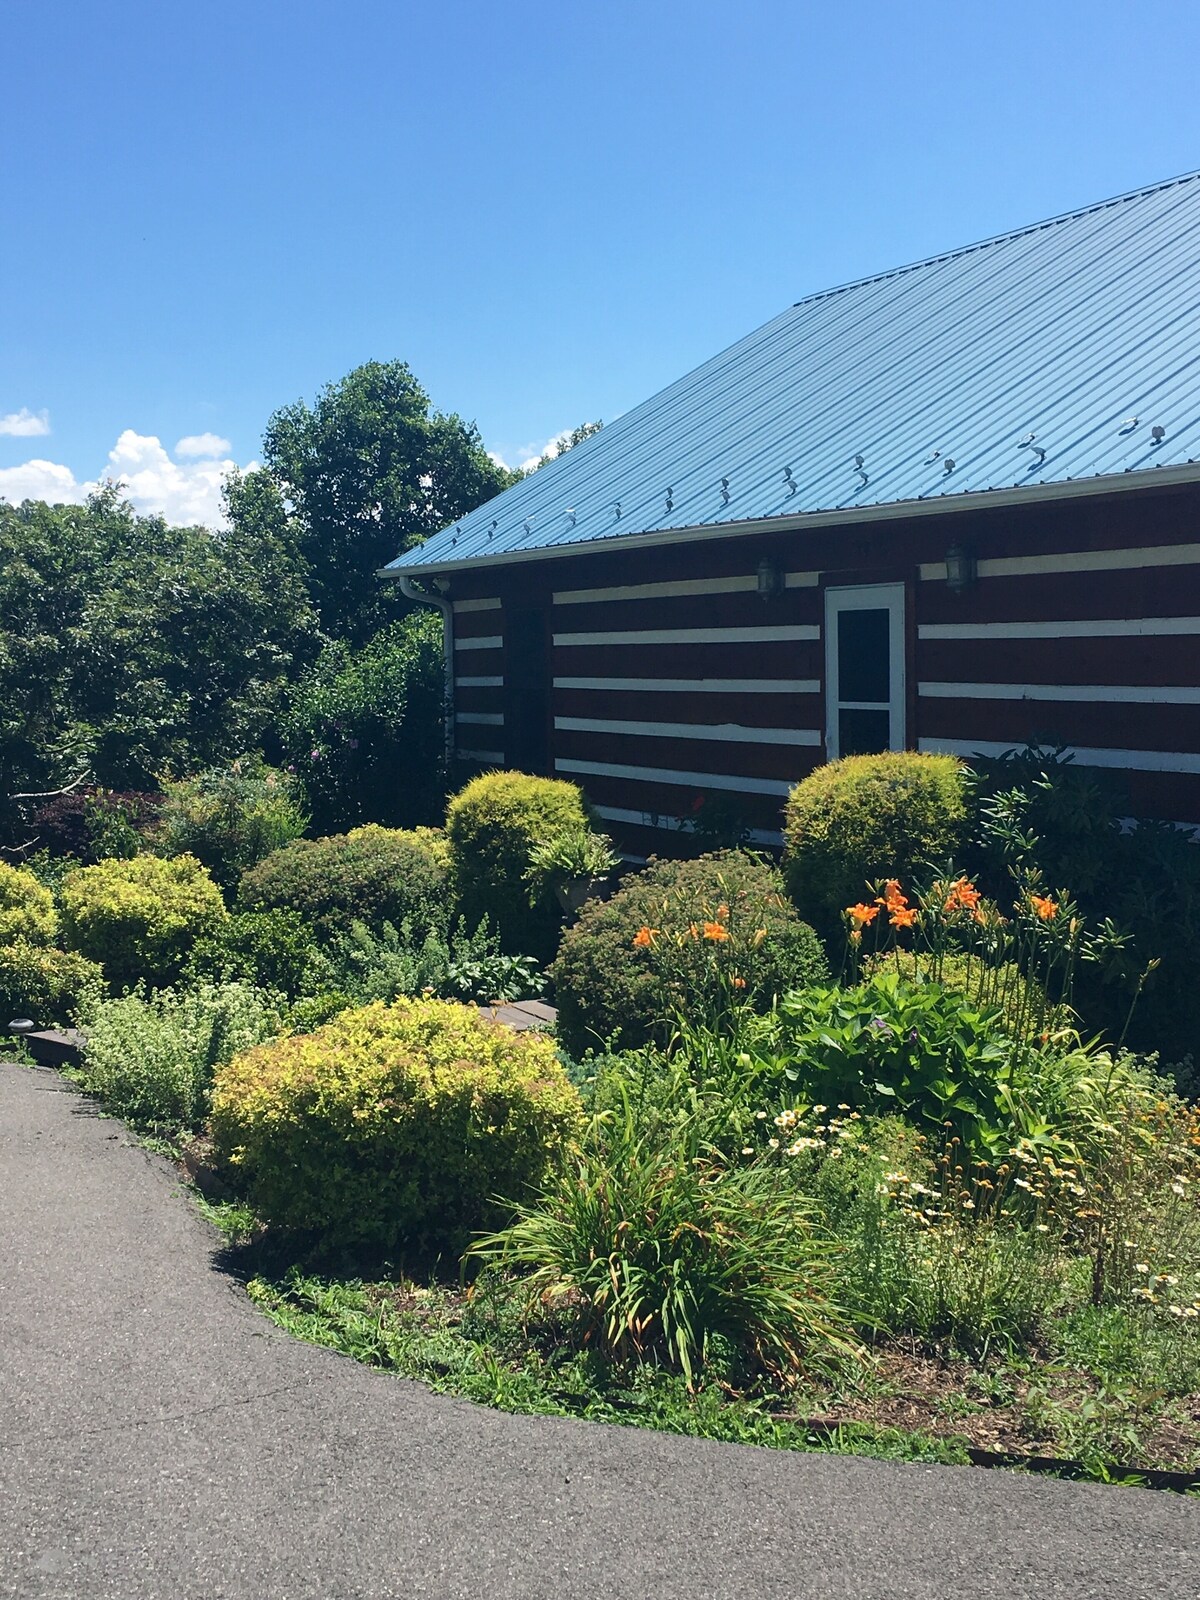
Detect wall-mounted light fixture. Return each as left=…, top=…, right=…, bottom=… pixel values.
left=756, top=557, right=783, bottom=599
left=945, top=544, right=977, bottom=594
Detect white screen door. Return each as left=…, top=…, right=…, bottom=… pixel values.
left=824, top=583, right=906, bottom=761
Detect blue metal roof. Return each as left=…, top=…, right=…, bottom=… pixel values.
left=387, top=172, right=1200, bottom=574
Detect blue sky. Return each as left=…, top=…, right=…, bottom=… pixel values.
left=3, top=0, right=1199, bottom=525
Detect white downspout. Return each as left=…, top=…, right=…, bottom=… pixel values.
left=397, top=573, right=455, bottom=769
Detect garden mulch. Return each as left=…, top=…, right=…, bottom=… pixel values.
left=4, top=1058, right=1200, bottom=1600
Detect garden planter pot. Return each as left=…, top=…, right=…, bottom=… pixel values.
left=555, top=875, right=606, bottom=917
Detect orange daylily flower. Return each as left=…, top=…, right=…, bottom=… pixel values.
left=889, top=905, right=919, bottom=929
left=846, top=902, right=880, bottom=928
left=731, top=975, right=747, bottom=989
left=877, top=879, right=909, bottom=914
left=1029, top=894, right=1058, bottom=922
left=702, top=921, right=731, bottom=942
left=715, top=904, right=729, bottom=920
left=943, top=876, right=982, bottom=914
left=632, top=926, right=658, bottom=948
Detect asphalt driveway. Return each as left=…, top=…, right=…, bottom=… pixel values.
left=1, top=1060, right=1196, bottom=1599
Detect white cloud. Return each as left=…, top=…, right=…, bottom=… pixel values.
left=0, top=429, right=255, bottom=528
left=0, top=459, right=81, bottom=503
left=0, top=407, right=51, bottom=437
left=175, top=431, right=232, bottom=459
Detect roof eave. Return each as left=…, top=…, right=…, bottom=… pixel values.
left=378, top=460, right=1200, bottom=581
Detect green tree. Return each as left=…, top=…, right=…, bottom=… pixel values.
left=0, top=488, right=317, bottom=836
left=527, top=420, right=602, bottom=471
left=255, top=361, right=516, bottom=645
left=281, top=612, right=445, bottom=832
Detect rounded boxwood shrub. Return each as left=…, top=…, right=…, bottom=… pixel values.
left=238, top=825, right=446, bottom=940
left=445, top=771, right=591, bottom=958
left=209, top=997, right=583, bottom=1256
left=60, top=852, right=227, bottom=988
left=783, top=753, right=969, bottom=937
left=0, top=861, right=59, bottom=947
left=0, top=940, right=104, bottom=1027
left=549, top=850, right=829, bottom=1059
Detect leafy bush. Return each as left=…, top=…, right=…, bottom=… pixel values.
left=60, top=853, right=227, bottom=987
left=971, top=748, right=1200, bottom=1063
left=183, top=908, right=327, bottom=999
left=0, top=940, right=104, bottom=1027
left=318, top=917, right=544, bottom=1008
left=866, top=949, right=1046, bottom=1043
left=82, top=981, right=284, bottom=1133
left=27, top=786, right=162, bottom=862
left=770, top=970, right=1011, bottom=1157
left=550, top=851, right=828, bottom=1059
left=155, top=757, right=307, bottom=889
left=0, top=860, right=59, bottom=947
left=784, top=753, right=969, bottom=936
left=445, top=771, right=591, bottom=957
left=281, top=613, right=445, bottom=834
left=238, top=824, right=447, bottom=940
left=472, top=1080, right=855, bottom=1386
left=209, top=998, right=582, bottom=1256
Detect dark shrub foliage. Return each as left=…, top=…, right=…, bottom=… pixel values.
left=155, top=757, right=308, bottom=890
left=550, top=851, right=829, bottom=1059
left=29, top=787, right=162, bottom=863
left=238, top=825, right=447, bottom=940
left=183, top=908, right=326, bottom=1000
left=282, top=613, right=445, bottom=834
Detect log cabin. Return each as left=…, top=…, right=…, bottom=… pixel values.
left=383, top=173, right=1200, bottom=854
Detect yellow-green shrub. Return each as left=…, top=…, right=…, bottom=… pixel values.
left=209, top=997, right=583, bottom=1255
left=445, top=771, right=590, bottom=957
left=0, top=940, right=104, bottom=1026
left=784, top=753, right=969, bottom=936
left=61, top=853, right=227, bottom=987
left=0, top=861, right=58, bottom=947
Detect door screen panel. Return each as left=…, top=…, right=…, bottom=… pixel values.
left=824, top=585, right=906, bottom=762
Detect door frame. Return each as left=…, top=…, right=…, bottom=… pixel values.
left=823, top=581, right=907, bottom=762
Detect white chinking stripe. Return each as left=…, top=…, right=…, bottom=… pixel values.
left=456, top=749, right=504, bottom=765
left=453, top=634, right=504, bottom=650
left=452, top=597, right=502, bottom=613
left=554, top=625, right=819, bottom=646
left=455, top=712, right=504, bottom=726
left=919, top=543, right=1200, bottom=582
left=593, top=803, right=784, bottom=848
left=555, top=715, right=820, bottom=747
left=552, top=572, right=818, bottom=605
left=919, top=618, right=1200, bottom=640
left=919, top=681, right=1200, bottom=705
left=553, top=676, right=819, bottom=694
left=919, top=738, right=1200, bottom=775
left=555, top=757, right=794, bottom=797
left=457, top=675, right=504, bottom=688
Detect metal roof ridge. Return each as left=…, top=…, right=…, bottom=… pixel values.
left=791, top=169, right=1200, bottom=310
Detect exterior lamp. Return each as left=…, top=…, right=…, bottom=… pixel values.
left=945, top=544, right=977, bottom=594
left=756, top=557, right=783, bottom=599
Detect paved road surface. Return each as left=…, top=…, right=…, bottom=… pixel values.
left=1, top=1061, right=1196, bottom=1599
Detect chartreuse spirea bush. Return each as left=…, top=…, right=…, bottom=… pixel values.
left=549, top=851, right=828, bottom=1059
left=60, top=853, right=226, bottom=988
left=0, top=941, right=104, bottom=1028
left=82, top=981, right=285, bottom=1134
left=238, top=825, right=446, bottom=940
left=445, top=771, right=591, bottom=957
left=208, top=998, right=583, bottom=1256
left=0, top=860, right=59, bottom=947
left=783, top=752, right=969, bottom=936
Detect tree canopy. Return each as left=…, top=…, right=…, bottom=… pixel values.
left=249, top=360, right=516, bottom=645
left=0, top=488, right=317, bottom=833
